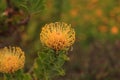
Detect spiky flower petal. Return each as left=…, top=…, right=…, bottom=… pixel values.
left=40, top=22, right=75, bottom=51
left=0, top=47, right=25, bottom=73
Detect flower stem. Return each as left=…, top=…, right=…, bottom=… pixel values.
left=4, top=73, right=13, bottom=80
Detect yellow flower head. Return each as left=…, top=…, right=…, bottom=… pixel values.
left=0, top=47, right=25, bottom=73
left=40, top=22, right=75, bottom=51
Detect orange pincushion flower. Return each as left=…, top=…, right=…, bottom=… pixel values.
left=91, top=0, right=98, bottom=3
left=70, top=9, right=78, bottom=17
left=40, top=22, right=75, bottom=51
left=0, top=47, right=25, bottom=73
left=95, top=9, right=103, bottom=17
left=111, top=26, right=119, bottom=35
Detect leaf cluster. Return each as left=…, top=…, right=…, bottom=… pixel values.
left=34, top=47, right=69, bottom=80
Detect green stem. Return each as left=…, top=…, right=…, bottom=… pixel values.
left=3, top=74, right=6, bottom=80
left=4, top=73, right=13, bottom=80
left=44, top=70, right=48, bottom=80
left=43, top=60, right=49, bottom=80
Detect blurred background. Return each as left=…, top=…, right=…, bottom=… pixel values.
left=0, top=0, right=120, bottom=80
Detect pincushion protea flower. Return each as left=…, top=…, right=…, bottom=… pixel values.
left=40, top=22, right=75, bottom=51
left=0, top=47, right=25, bottom=73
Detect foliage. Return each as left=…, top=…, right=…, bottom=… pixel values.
left=34, top=47, right=69, bottom=80
left=4, top=70, right=32, bottom=80
left=10, top=0, right=45, bottom=14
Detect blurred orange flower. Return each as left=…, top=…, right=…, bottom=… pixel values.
left=95, top=9, right=103, bottom=17
left=111, top=26, right=119, bottom=35
left=91, top=0, right=98, bottom=3
left=98, top=25, right=108, bottom=33
left=70, top=9, right=79, bottom=17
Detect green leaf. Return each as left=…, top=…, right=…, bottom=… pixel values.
left=33, top=47, right=68, bottom=80
left=13, top=0, right=45, bottom=15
